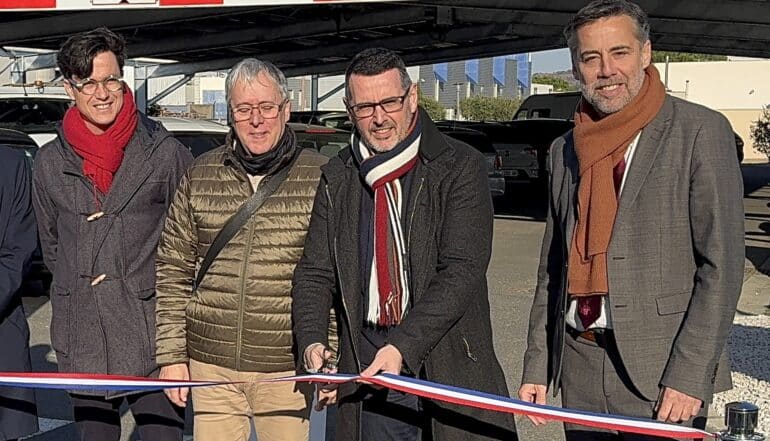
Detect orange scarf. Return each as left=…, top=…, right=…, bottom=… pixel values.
left=567, top=65, right=665, bottom=296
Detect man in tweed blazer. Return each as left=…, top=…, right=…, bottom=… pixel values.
left=518, top=1, right=744, bottom=440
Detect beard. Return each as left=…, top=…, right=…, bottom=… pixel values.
left=581, top=67, right=645, bottom=115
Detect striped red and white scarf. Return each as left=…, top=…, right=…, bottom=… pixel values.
left=352, top=115, right=421, bottom=326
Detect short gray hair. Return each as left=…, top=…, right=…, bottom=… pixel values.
left=344, top=48, right=412, bottom=100
left=564, top=0, right=650, bottom=60
left=225, top=58, right=288, bottom=108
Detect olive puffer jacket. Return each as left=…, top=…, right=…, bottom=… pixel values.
left=155, top=144, right=329, bottom=372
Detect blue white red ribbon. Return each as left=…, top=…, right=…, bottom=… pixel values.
left=0, top=372, right=226, bottom=392
left=0, top=371, right=715, bottom=439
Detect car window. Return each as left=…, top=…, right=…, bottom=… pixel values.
left=0, top=99, right=70, bottom=133
left=295, top=130, right=350, bottom=157
left=172, top=133, right=227, bottom=157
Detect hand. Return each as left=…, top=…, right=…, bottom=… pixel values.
left=159, top=363, right=190, bottom=407
left=518, top=383, right=548, bottom=426
left=655, top=387, right=702, bottom=423
left=315, top=363, right=339, bottom=411
left=304, top=343, right=335, bottom=373
left=360, top=344, right=403, bottom=377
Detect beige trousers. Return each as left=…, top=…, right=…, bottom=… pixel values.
left=189, top=359, right=313, bottom=441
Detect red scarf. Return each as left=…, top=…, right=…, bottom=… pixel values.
left=63, top=87, right=138, bottom=195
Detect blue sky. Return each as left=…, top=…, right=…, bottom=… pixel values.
left=531, top=48, right=572, bottom=73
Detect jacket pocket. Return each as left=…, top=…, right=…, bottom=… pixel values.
left=655, top=292, right=691, bottom=315
left=135, top=287, right=157, bottom=367
left=49, top=284, right=71, bottom=356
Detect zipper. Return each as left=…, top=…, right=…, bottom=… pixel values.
left=325, top=183, right=361, bottom=371
left=234, top=180, right=258, bottom=370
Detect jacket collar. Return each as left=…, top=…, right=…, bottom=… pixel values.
left=322, top=107, right=450, bottom=180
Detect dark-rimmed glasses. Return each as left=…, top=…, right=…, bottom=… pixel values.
left=346, top=86, right=412, bottom=119
left=231, top=100, right=288, bottom=122
left=67, top=76, right=124, bottom=95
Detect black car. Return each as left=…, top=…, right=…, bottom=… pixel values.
left=1, top=128, right=50, bottom=289
left=436, top=126, right=505, bottom=198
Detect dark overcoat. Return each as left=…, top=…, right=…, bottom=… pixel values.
left=293, top=110, right=518, bottom=441
left=32, top=115, right=193, bottom=397
left=0, top=145, right=39, bottom=440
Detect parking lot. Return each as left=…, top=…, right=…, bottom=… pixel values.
left=13, top=163, right=769, bottom=440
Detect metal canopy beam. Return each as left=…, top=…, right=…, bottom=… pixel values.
left=128, top=7, right=427, bottom=58
left=151, top=22, right=515, bottom=78
left=0, top=8, right=255, bottom=44
left=2, top=0, right=770, bottom=82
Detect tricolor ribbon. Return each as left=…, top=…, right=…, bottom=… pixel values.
left=0, top=371, right=714, bottom=439
left=0, top=372, right=227, bottom=392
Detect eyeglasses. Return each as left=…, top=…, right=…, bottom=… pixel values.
left=346, top=87, right=412, bottom=119
left=67, top=76, right=124, bottom=95
left=231, top=100, right=288, bottom=122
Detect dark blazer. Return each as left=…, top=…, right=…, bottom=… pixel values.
left=0, top=145, right=39, bottom=440
left=522, top=96, right=745, bottom=403
left=31, top=115, right=192, bottom=396
left=292, top=110, right=517, bottom=441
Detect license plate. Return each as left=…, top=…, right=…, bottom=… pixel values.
left=503, top=170, right=519, bottom=177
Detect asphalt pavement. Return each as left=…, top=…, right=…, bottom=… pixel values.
left=18, top=163, right=770, bottom=440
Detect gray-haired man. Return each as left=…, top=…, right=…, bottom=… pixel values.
left=155, top=58, right=328, bottom=441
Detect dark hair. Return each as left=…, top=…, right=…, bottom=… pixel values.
left=344, top=47, right=411, bottom=99
left=57, top=27, right=126, bottom=80
left=564, top=0, right=650, bottom=58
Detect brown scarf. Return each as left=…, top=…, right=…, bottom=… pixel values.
left=567, top=65, right=665, bottom=296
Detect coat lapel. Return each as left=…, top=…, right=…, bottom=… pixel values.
left=562, top=134, right=579, bottom=260
left=330, top=162, right=363, bottom=324
left=616, top=97, right=672, bottom=220
left=90, top=122, right=158, bottom=266
left=102, top=126, right=156, bottom=214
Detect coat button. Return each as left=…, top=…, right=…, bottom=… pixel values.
left=91, top=274, right=107, bottom=286
left=86, top=211, right=105, bottom=222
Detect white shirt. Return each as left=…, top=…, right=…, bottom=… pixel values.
left=565, top=131, right=642, bottom=331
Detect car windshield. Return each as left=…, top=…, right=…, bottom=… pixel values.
left=0, top=98, right=70, bottom=133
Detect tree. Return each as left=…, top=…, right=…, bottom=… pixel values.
left=750, top=106, right=770, bottom=157
left=652, top=51, right=727, bottom=63
left=531, top=73, right=577, bottom=92
left=418, top=87, right=445, bottom=121
left=459, top=96, right=521, bottom=121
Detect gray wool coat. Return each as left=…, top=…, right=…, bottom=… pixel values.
left=32, top=114, right=192, bottom=396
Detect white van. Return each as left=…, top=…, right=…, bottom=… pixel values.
left=0, top=87, right=72, bottom=146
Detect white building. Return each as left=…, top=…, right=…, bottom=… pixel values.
left=654, top=58, right=770, bottom=161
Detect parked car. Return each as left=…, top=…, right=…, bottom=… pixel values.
left=154, top=116, right=351, bottom=159
left=513, top=91, right=580, bottom=121
left=438, top=121, right=540, bottom=186
left=0, top=88, right=72, bottom=146
left=1, top=128, right=50, bottom=289
left=152, top=116, right=229, bottom=157
left=500, top=118, right=575, bottom=183
left=438, top=126, right=505, bottom=198
left=289, top=110, right=353, bottom=131
left=513, top=91, right=744, bottom=163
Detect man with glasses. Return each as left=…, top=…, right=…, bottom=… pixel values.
left=155, top=58, right=329, bottom=440
left=292, top=47, right=517, bottom=441
left=31, top=28, right=192, bottom=440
